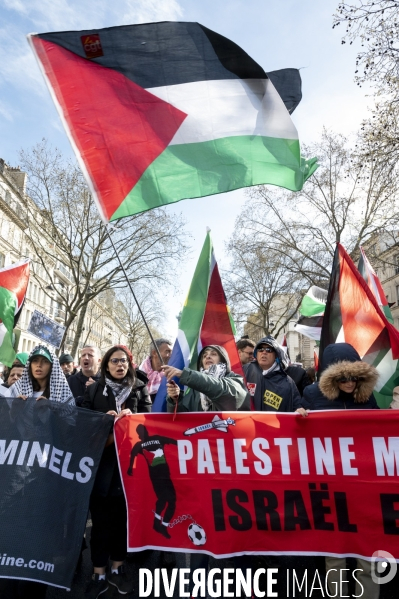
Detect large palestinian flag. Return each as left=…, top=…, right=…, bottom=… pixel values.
left=0, top=260, right=30, bottom=367
left=152, top=230, right=242, bottom=411
left=28, top=22, right=317, bottom=222
left=320, top=244, right=399, bottom=408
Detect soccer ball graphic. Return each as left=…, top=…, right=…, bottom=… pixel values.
left=187, top=523, right=207, bottom=546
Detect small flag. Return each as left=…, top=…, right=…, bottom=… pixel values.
left=358, top=246, right=393, bottom=323
left=28, top=22, right=317, bottom=222
left=295, top=286, right=327, bottom=341
left=313, top=350, right=319, bottom=372
left=320, top=243, right=399, bottom=408
left=152, top=230, right=242, bottom=411
left=0, top=260, right=30, bottom=366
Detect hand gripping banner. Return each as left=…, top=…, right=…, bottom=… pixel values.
left=0, top=398, right=112, bottom=590
left=115, top=411, right=399, bottom=561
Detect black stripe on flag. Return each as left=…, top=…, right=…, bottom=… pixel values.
left=37, top=22, right=302, bottom=112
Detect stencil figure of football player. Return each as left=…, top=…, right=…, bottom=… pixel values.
left=127, top=424, right=177, bottom=539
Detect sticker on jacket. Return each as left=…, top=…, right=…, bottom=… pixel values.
left=247, top=382, right=256, bottom=396
left=263, top=390, right=282, bottom=410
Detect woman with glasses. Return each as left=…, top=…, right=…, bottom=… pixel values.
left=82, top=345, right=151, bottom=599
left=303, top=342, right=379, bottom=599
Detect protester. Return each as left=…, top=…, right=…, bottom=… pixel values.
left=303, top=342, right=379, bottom=598
left=1, top=364, right=24, bottom=389
left=139, top=337, right=172, bottom=400
left=6, top=345, right=75, bottom=404
left=0, top=345, right=74, bottom=598
left=15, top=351, right=29, bottom=366
left=163, top=344, right=249, bottom=412
left=163, top=344, right=249, bottom=591
left=59, top=352, right=77, bottom=378
left=68, top=345, right=101, bottom=406
left=236, top=337, right=255, bottom=365
left=82, top=345, right=151, bottom=598
left=285, top=362, right=312, bottom=396
left=244, top=336, right=308, bottom=415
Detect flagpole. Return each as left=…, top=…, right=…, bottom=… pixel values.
left=106, top=225, right=164, bottom=365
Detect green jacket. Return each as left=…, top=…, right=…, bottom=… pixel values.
left=166, top=367, right=249, bottom=412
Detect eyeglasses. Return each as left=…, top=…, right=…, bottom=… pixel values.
left=257, top=347, right=275, bottom=354
left=109, top=358, right=128, bottom=365
left=336, top=376, right=362, bottom=383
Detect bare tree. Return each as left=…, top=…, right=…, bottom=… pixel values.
left=236, top=129, right=399, bottom=290
left=19, top=140, right=188, bottom=355
left=333, top=0, right=399, bottom=95
left=224, top=239, right=304, bottom=340
left=118, top=288, right=163, bottom=365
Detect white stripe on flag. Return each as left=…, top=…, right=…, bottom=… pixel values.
left=148, top=78, right=298, bottom=145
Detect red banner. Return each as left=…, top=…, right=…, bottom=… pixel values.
left=114, top=411, right=399, bottom=561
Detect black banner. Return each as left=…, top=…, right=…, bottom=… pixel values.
left=0, top=397, right=112, bottom=589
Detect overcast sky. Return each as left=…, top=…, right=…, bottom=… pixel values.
left=0, top=0, right=372, bottom=338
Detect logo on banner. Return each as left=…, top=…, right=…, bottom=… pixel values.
left=263, top=389, right=283, bottom=410
left=247, top=382, right=256, bottom=396
left=80, top=34, right=103, bottom=59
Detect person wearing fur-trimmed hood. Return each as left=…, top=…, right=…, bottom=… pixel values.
left=303, top=342, right=380, bottom=599
left=302, top=342, right=379, bottom=410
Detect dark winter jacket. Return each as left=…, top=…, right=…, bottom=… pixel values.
left=166, top=345, right=249, bottom=413
left=285, top=365, right=312, bottom=397
left=243, top=337, right=302, bottom=412
left=81, top=370, right=151, bottom=496
left=68, top=370, right=101, bottom=406
left=302, top=343, right=379, bottom=411
left=244, top=361, right=302, bottom=412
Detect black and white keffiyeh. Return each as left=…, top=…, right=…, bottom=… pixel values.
left=199, top=362, right=227, bottom=411
left=104, top=377, right=133, bottom=413
left=10, top=345, right=75, bottom=405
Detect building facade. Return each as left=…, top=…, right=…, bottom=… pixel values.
left=0, top=159, right=128, bottom=359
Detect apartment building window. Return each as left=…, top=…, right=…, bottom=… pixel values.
left=395, top=255, right=399, bottom=275
left=0, top=253, right=5, bottom=269
left=396, top=285, right=399, bottom=304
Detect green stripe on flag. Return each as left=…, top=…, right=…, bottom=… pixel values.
left=179, top=233, right=211, bottom=370
left=300, top=295, right=326, bottom=317
left=110, top=136, right=318, bottom=220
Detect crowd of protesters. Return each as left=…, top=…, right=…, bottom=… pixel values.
left=0, top=330, right=394, bottom=599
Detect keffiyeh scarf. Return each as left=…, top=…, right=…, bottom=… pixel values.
left=104, top=377, right=133, bottom=413
left=139, top=356, right=163, bottom=396
left=11, top=345, right=75, bottom=404
left=199, top=363, right=227, bottom=411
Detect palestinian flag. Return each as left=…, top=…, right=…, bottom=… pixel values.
left=152, top=230, right=242, bottom=411
left=28, top=22, right=317, bottom=222
left=320, top=243, right=399, bottom=408
left=358, top=246, right=394, bottom=323
left=0, top=260, right=30, bottom=367
left=295, top=286, right=327, bottom=341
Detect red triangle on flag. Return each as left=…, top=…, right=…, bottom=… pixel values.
left=32, top=37, right=187, bottom=221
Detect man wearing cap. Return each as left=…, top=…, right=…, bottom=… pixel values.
left=59, top=353, right=77, bottom=378
left=244, top=336, right=307, bottom=415
left=68, top=346, right=101, bottom=406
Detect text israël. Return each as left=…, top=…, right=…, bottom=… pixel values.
left=177, top=436, right=399, bottom=534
